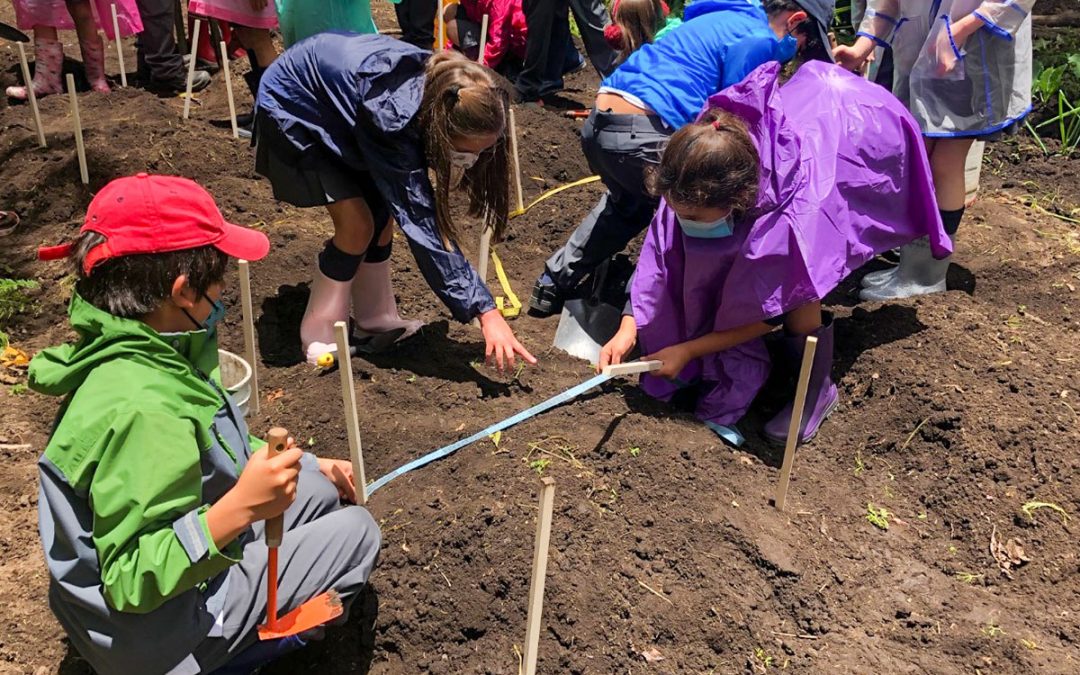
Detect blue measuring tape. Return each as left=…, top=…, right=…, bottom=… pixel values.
left=367, top=372, right=614, bottom=495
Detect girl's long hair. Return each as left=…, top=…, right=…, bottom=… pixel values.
left=418, top=51, right=512, bottom=247
left=612, top=0, right=665, bottom=65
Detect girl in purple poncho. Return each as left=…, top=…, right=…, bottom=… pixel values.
left=598, top=61, right=950, bottom=447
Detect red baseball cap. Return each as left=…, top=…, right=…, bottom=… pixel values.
left=39, top=173, right=270, bottom=275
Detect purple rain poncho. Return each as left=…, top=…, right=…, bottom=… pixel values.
left=631, top=60, right=950, bottom=426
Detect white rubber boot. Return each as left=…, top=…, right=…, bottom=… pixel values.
left=859, top=236, right=952, bottom=302
left=301, top=270, right=353, bottom=365
left=351, top=259, right=423, bottom=342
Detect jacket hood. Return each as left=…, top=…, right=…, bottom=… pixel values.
left=29, top=292, right=221, bottom=403
left=684, top=0, right=764, bottom=22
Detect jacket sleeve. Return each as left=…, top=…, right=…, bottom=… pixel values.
left=857, top=0, right=902, bottom=46
left=721, top=35, right=780, bottom=90
left=974, top=0, right=1035, bottom=40
left=355, top=125, right=496, bottom=322
left=482, top=0, right=513, bottom=67
left=92, top=411, right=240, bottom=614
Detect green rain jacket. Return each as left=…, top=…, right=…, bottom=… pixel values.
left=31, top=292, right=263, bottom=674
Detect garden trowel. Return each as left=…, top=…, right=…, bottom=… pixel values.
left=552, top=255, right=633, bottom=363
left=257, top=427, right=343, bottom=640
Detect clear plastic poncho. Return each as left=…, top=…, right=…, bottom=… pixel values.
left=858, top=0, right=1036, bottom=137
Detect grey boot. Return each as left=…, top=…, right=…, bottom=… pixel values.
left=859, top=236, right=951, bottom=302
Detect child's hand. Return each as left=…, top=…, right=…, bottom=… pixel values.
left=479, top=309, right=537, bottom=373
left=317, top=458, right=357, bottom=504
left=597, top=316, right=638, bottom=373
left=642, top=343, right=693, bottom=380
left=231, top=445, right=304, bottom=523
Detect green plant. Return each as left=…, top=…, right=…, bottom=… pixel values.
left=9, top=383, right=28, bottom=396
left=753, top=647, right=774, bottom=669
left=866, top=503, right=890, bottom=530
left=529, top=458, right=551, bottom=475
left=955, top=571, right=984, bottom=584
left=1021, top=501, right=1070, bottom=524
left=0, top=278, right=38, bottom=324
left=982, top=622, right=1005, bottom=639
left=628, top=446, right=641, bottom=458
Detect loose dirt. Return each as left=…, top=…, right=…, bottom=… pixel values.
left=1, top=5, right=1078, bottom=674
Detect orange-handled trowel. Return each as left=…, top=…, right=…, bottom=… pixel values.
left=257, top=427, right=343, bottom=640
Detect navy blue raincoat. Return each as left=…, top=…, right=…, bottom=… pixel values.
left=257, top=32, right=495, bottom=323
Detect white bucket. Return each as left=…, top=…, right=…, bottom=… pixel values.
left=219, top=349, right=252, bottom=418
left=964, top=140, right=986, bottom=206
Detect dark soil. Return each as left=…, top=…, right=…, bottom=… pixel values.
left=2, top=5, right=1079, bottom=674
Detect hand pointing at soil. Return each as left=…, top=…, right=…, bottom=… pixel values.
left=480, top=308, right=537, bottom=373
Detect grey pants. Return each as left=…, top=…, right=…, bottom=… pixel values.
left=192, top=463, right=382, bottom=672
left=545, top=109, right=671, bottom=291
left=134, top=0, right=184, bottom=81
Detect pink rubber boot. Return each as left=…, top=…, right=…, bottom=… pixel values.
left=351, top=260, right=423, bottom=342
left=6, top=36, right=63, bottom=99
left=300, top=270, right=354, bottom=365
left=80, top=34, right=110, bottom=93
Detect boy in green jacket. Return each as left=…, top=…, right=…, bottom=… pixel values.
left=31, top=174, right=382, bottom=674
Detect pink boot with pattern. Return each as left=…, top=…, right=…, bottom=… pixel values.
left=6, top=35, right=63, bottom=99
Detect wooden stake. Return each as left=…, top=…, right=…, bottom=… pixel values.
left=477, top=13, right=489, bottom=65
left=522, top=476, right=555, bottom=675
left=508, top=108, right=525, bottom=213
left=219, top=40, right=239, bottom=139
left=333, top=321, right=368, bottom=505
left=436, top=1, right=445, bottom=52
left=774, top=335, right=818, bottom=511
left=110, top=4, right=127, bottom=87
left=238, top=260, right=260, bottom=415
left=601, top=359, right=662, bottom=377
left=182, top=19, right=201, bottom=120
left=66, top=74, right=89, bottom=185
left=477, top=227, right=492, bottom=283
left=16, top=43, right=46, bottom=148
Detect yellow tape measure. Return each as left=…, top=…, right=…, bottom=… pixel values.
left=490, top=249, right=521, bottom=318
left=509, top=175, right=601, bottom=219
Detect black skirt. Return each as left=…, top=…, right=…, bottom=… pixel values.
left=254, top=109, right=372, bottom=208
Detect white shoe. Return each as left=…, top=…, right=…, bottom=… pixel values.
left=351, top=260, right=423, bottom=343
left=301, top=270, right=354, bottom=365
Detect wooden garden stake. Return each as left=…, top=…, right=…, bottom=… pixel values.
left=333, top=321, right=368, bottom=505
left=238, top=260, right=260, bottom=415
left=477, top=13, right=489, bottom=65
left=522, top=476, right=555, bottom=675
left=508, top=107, right=525, bottom=213
left=110, top=4, right=127, bottom=87
left=66, top=74, right=89, bottom=185
left=436, top=2, right=445, bottom=51
left=219, top=40, right=239, bottom=139
left=182, top=19, right=201, bottom=120
left=774, top=335, right=819, bottom=511
left=16, top=43, right=46, bottom=148
left=477, top=227, right=492, bottom=283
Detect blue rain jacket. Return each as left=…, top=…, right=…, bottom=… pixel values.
left=601, top=0, right=791, bottom=128
left=256, top=32, right=495, bottom=323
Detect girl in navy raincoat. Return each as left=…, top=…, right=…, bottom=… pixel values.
left=255, top=33, right=535, bottom=371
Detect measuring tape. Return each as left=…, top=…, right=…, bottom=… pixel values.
left=509, top=175, right=601, bottom=219
left=366, top=360, right=661, bottom=495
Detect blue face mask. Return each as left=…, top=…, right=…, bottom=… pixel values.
left=776, top=31, right=798, bottom=62
left=677, top=213, right=735, bottom=239
left=184, top=293, right=226, bottom=338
